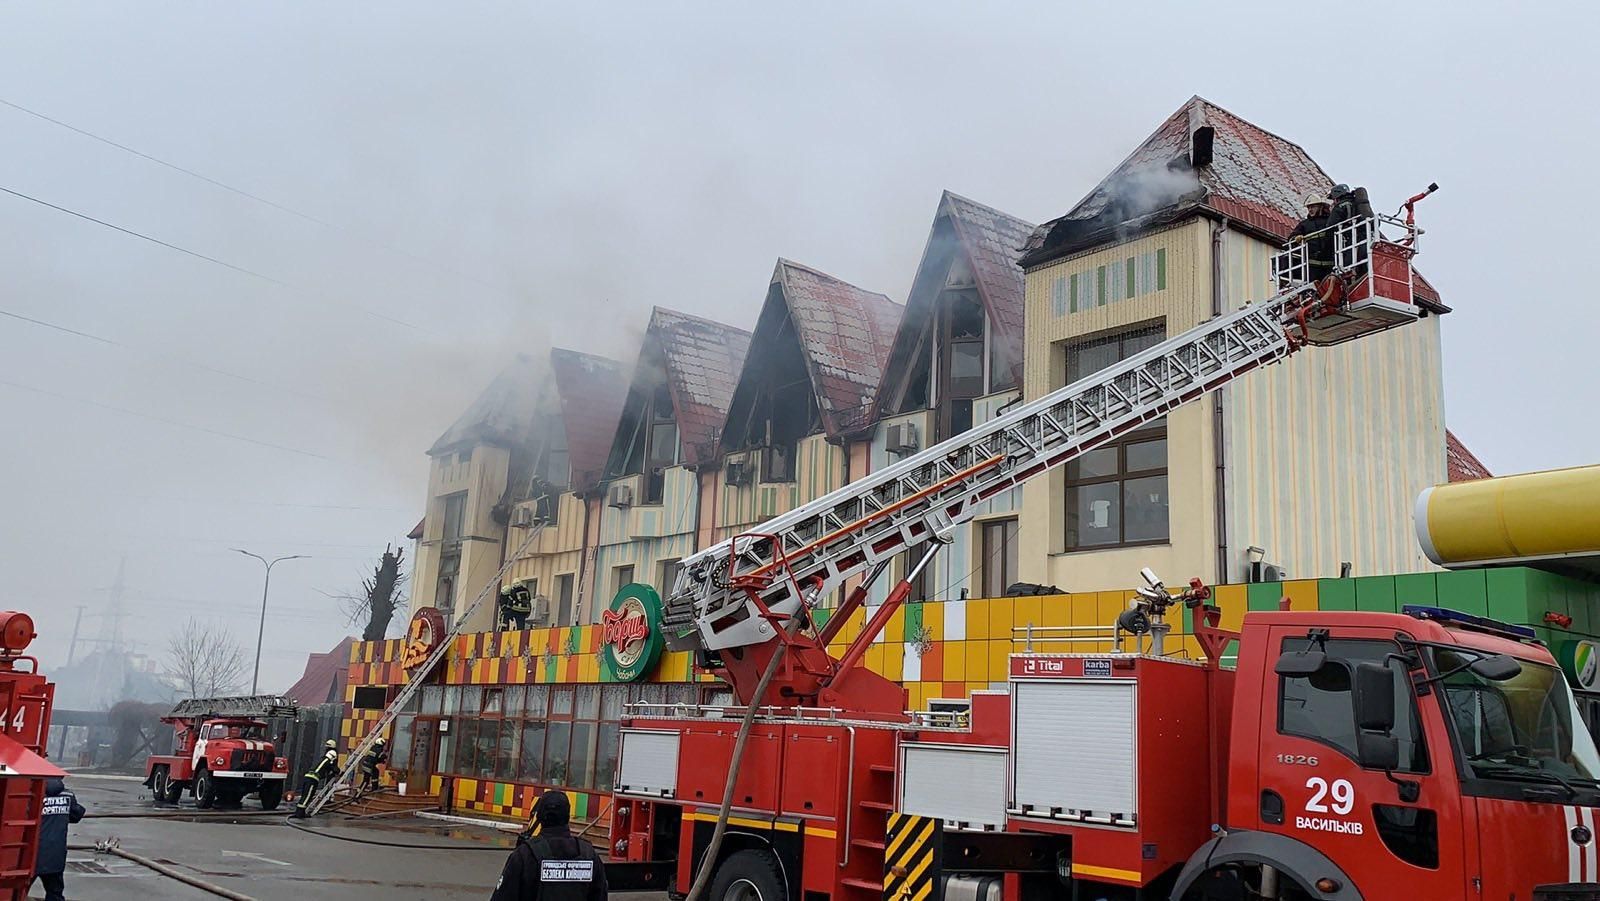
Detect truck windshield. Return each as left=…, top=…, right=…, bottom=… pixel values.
left=1432, top=648, right=1600, bottom=785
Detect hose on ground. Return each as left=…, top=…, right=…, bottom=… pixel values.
left=69, top=841, right=256, bottom=901
left=682, top=609, right=806, bottom=901
left=281, top=815, right=511, bottom=850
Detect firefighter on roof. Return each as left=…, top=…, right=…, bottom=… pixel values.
left=490, top=790, right=608, bottom=901
left=358, top=736, right=388, bottom=793
left=291, top=739, right=340, bottom=818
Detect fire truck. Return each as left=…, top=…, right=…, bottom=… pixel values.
left=581, top=192, right=1594, bottom=901
left=0, top=612, right=65, bottom=901
left=143, top=695, right=296, bottom=810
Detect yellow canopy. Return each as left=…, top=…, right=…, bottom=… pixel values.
left=1415, top=465, right=1600, bottom=573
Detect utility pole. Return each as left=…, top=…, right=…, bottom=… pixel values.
left=66, top=605, right=85, bottom=666
left=233, top=549, right=309, bottom=695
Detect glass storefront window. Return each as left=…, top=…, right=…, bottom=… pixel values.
left=495, top=720, right=519, bottom=780
left=474, top=721, right=497, bottom=779
left=504, top=686, right=526, bottom=715
left=545, top=722, right=572, bottom=786
left=460, top=687, right=482, bottom=715
left=600, top=686, right=627, bottom=720
left=437, top=730, right=456, bottom=773
left=421, top=685, right=443, bottom=716
left=525, top=685, right=548, bottom=718
left=441, top=686, right=460, bottom=716
left=483, top=688, right=503, bottom=715
left=569, top=722, right=597, bottom=789
left=575, top=685, right=600, bottom=720
left=390, top=714, right=414, bottom=772
left=519, top=722, right=546, bottom=783
left=595, top=723, right=621, bottom=792
left=551, top=687, right=574, bottom=716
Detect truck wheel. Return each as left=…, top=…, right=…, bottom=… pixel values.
left=194, top=769, right=217, bottom=810
left=709, top=850, right=786, bottom=901
left=163, top=775, right=183, bottom=805
left=151, top=766, right=171, bottom=805
left=258, top=781, right=283, bottom=811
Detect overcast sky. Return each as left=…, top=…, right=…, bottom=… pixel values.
left=1, top=2, right=1595, bottom=694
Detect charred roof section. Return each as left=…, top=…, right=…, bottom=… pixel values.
left=549, top=348, right=628, bottom=491
left=730, top=259, right=901, bottom=439
left=607, top=307, right=753, bottom=474
left=428, top=352, right=544, bottom=457
left=877, top=191, right=1034, bottom=411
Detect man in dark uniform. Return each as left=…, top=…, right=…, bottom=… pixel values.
left=292, top=739, right=340, bottom=818
left=358, top=736, right=389, bottom=793
left=491, top=790, right=608, bottom=901
left=1289, top=192, right=1336, bottom=282
left=34, top=776, right=85, bottom=901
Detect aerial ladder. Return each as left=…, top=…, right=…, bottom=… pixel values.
left=661, top=191, right=1437, bottom=715
left=302, top=518, right=549, bottom=816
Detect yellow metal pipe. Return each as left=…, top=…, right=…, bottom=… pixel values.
left=1414, top=465, right=1600, bottom=567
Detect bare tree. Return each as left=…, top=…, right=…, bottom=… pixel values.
left=164, top=619, right=248, bottom=699
left=335, top=545, right=408, bottom=641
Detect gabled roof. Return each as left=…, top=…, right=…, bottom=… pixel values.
left=427, top=353, right=543, bottom=456
left=612, top=307, right=752, bottom=468
left=549, top=348, right=628, bottom=491
left=759, top=259, right=902, bottom=435
left=283, top=637, right=355, bottom=706
left=1446, top=430, right=1492, bottom=482
left=878, top=192, right=1033, bottom=407
left=1020, top=96, right=1449, bottom=313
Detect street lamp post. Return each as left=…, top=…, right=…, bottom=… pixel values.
left=233, top=549, right=309, bottom=695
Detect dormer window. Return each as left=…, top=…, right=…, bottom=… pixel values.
left=643, top=382, right=676, bottom=504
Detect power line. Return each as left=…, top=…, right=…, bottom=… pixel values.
left=0, top=183, right=424, bottom=332
left=0, top=96, right=512, bottom=297
left=0, top=375, right=335, bottom=461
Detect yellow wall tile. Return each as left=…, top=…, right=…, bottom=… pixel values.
left=1037, top=595, right=1071, bottom=627
left=1069, top=593, right=1100, bottom=626
left=1281, top=579, right=1320, bottom=612
left=881, top=644, right=904, bottom=681
left=966, top=640, right=990, bottom=682
left=987, top=597, right=1015, bottom=643
left=987, top=640, right=1011, bottom=684
left=865, top=643, right=885, bottom=676
left=1096, top=591, right=1129, bottom=629
left=1213, top=584, right=1248, bottom=632
left=943, top=642, right=966, bottom=681
left=884, top=607, right=906, bottom=644
left=1012, top=596, right=1043, bottom=633
left=967, top=599, right=994, bottom=640
left=923, top=600, right=945, bottom=640
left=965, top=682, right=987, bottom=699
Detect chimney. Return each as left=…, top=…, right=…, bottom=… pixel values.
left=1188, top=102, right=1214, bottom=168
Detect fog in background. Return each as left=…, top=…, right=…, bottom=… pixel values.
left=1, top=2, right=1594, bottom=694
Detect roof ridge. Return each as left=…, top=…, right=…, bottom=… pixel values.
left=941, top=190, right=1035, bottom=227
left=1190, top=95, right=1318, bottom=163
left=651, top=304, right=752, bottom=336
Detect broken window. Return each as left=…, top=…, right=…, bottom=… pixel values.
left=762, top=441, right=795, bottom=483
left=643, top=382, right=676, bottom=504
left=441, top=492, right=467, bottom=542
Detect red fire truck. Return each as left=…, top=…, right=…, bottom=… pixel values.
left=0, top=612, right=66, bottom=901
left=583, top=197, right=1600, bottom=900
left=144, top=695, right=296, bottom=810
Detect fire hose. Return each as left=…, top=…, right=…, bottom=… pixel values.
left=68, top=838, right=256, bottom=901
left=682, top=607, right=807, bottom=901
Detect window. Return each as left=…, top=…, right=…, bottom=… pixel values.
left=901, top=542, right=934, bottom=602
left=353, top=687, right=388, bottom=710
left=614, top=565, right=635, bottom=598
left=434, top=555, right=458, bottom=614
left=555, top=574, right=575, bottom=628
left=980, top=519, right=1020, bottom=598
left=457, top=450, right=472, bottom=466
left=441, top=492, right=467, bottom=542
left=644, top=383, right=676, bottom=504
left=762, top=442, right=796, bottom=482
left=1062, top=326, right=1168, bottom=550
left=656, top=559, right=680, bottom=598
left=1278, top=637, right=1428, bottom=773
left=938, top=292, right=986, bottom=439
left=1432, top=649, right=1600, bottom=785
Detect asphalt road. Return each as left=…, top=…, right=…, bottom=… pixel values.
left=39, top=774, right=657, bottom=901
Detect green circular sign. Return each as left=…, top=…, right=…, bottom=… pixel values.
left=1559, top=639, right=1600, bottom=692
left=601, top=583, right=665, bottom=682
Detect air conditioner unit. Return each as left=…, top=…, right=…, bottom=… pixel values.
left=1251, top=561, right=1288, bottom=583
left=725, top=458, right=752, bottom=487
left=511, top=507, right=535, bottom=528
left=530, top=595, right=552, bottom=624
left=608, top=483, right=634, bottom=508
left=885, top=422, right=919, bottom=456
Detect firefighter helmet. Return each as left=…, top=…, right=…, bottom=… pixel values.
left=325, top=739, right=337, bottom=749
left=374, top=737, right=387, bottom=745
left=1303, top=191, right=1331, bottom=212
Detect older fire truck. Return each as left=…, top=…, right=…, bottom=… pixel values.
left=0, top=612, right=65, bottom=901
left=144, top=695, right=295, bottom=810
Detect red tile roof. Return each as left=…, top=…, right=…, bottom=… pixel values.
left=1446, top=430, right=1492, bottom=482
left=407, top=517, right=424, bottom=540
left=767, top=260, right=903, bottom=435
left=879, top=192, right=1033, bottom=409
left=549, top=348, right=628, bottom=491
left=1021, top=96, right=1448, bottom=313
left=283, top=636, right=355, bottom=706
left=630, top=307, right=753, bottom=467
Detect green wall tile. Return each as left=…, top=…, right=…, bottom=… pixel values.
left=1485, top=568, right=1533, bottom=627
left=1393, top=572, right=1438, bottom=607
left=1354, top=576, right=1398, bottom=612
left=903, top=603, right=924, bottom=641
left=812, top=607, right=833, bottom=630
left=1247, top=582, right=1286, bottom=612
left=1317, top=579, right=1358, bottom=612
left=1436, top=569, right=1489, bottom=617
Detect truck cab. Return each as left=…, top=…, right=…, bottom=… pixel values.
left=1190, top=606, right=1600, bottom=899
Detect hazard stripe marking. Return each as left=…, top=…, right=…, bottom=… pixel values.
left=1567, top=805, right=1581, bottom=883
left=884, top=813, right=939, bottom=901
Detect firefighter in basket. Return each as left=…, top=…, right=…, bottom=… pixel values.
left=291, top=739, right=340, bottom=818
left=358, top=736, right=389, bottom=794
